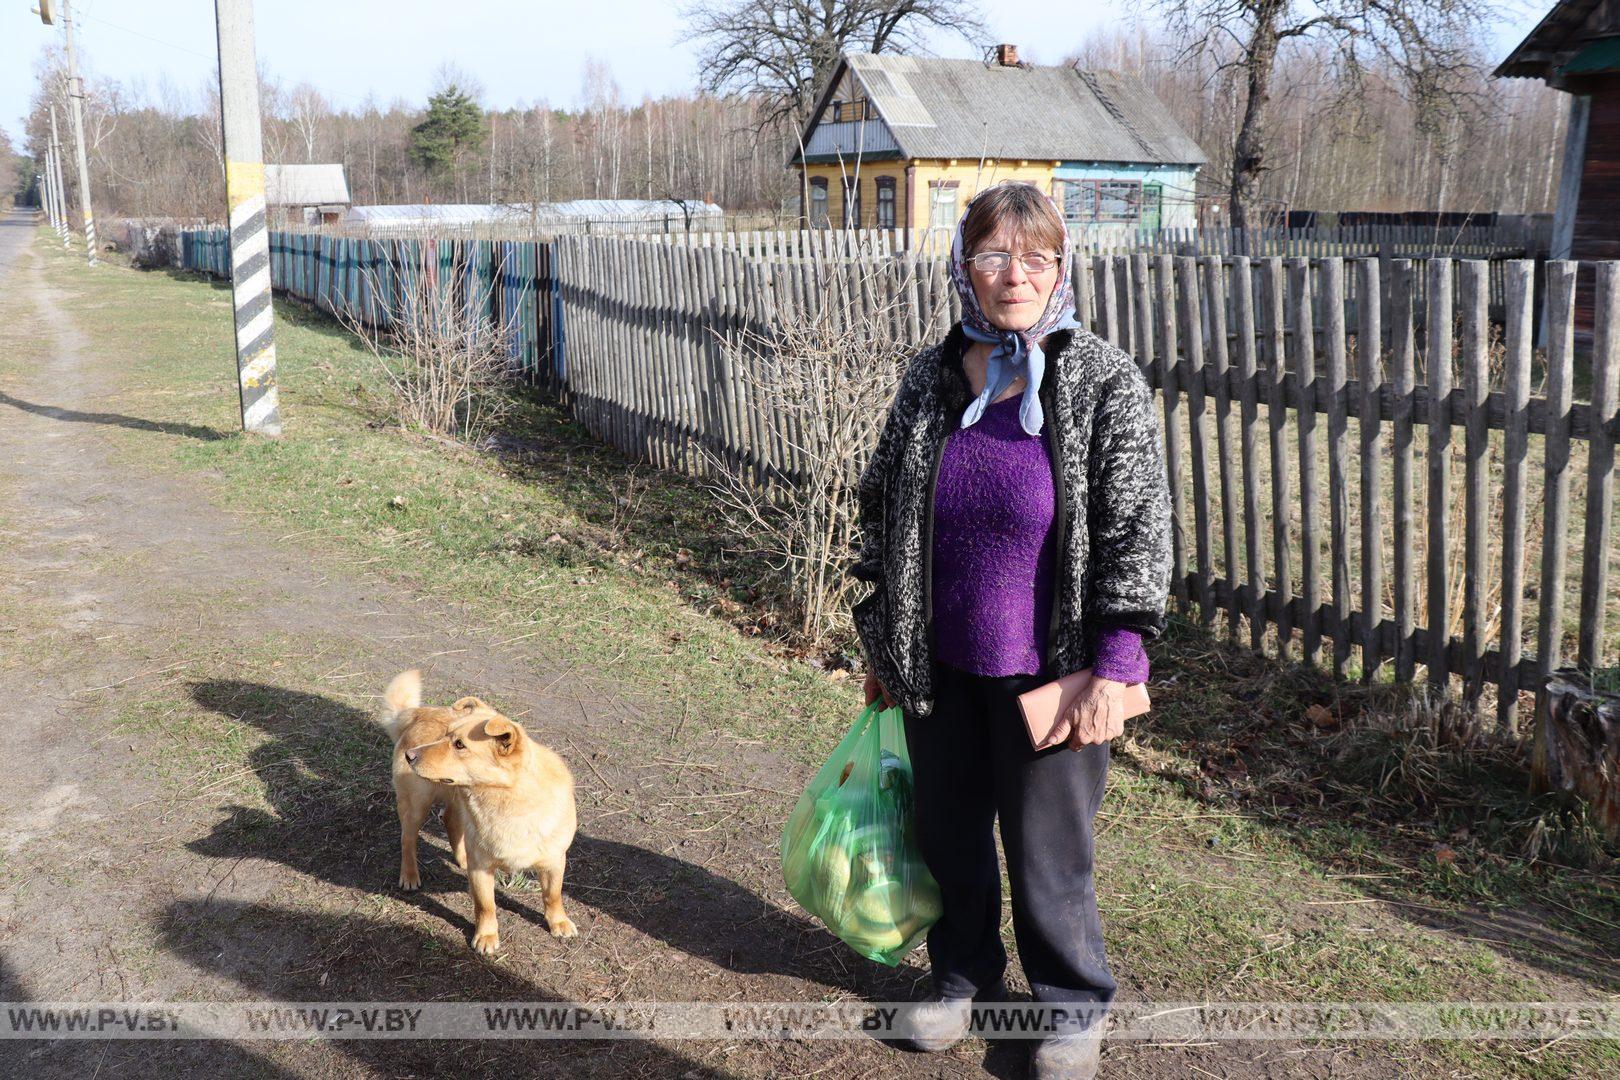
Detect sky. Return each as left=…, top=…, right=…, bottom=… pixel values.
left=2, top=0, right=1552, bottom=152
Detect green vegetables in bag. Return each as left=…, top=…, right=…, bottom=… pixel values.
left=780, top=704, right=943, bottom=965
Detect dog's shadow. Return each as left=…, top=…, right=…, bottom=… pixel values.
left=184, top=680, right=914, bottom=1000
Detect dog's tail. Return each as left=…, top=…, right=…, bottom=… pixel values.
left=380, top=669, right=423, bottom=739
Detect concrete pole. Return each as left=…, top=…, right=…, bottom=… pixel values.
left=45, top=147, right=60, bottom=232
left=60, top=0, right=97, bottom=264
left=213, top=0, right=281, bottom=436
left=39, top=149, right=56, bottom=232
left=52, top=141, right=70, bottom=243
left=46, top=141, right=60, bottom=234
left=48, top=107, right=70, bottom=244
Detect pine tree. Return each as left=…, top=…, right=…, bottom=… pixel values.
left=409, top=84, right=487, bottom=179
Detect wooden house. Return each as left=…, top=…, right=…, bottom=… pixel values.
left=790, top=45, right=1206, bottom=240
left=1498, top=0, right=1620, bottom=264
left=265, top=164, right=351, bottom=227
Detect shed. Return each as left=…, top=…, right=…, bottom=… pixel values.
left=1498, top=0, right=1620, bottom=342
left=265, top=164, right=350, bottom=227
left=790, top=45, right=1206, bottom=239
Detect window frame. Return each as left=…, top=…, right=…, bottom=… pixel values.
left=928, top=179, right=960, bottom=230
left=875, top=176, right=896, bottom=229
left=827, top=99, right=873, bottom=123
left=842, top=175, right=861, bottom=228
left=808, top=176, right=830, bottom=228
left=1055, top=178, right=1145, bottom=224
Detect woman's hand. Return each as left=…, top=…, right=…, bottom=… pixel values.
left=1064, top=676, right=1126, bottom=748
left=863, top=671, right=895, bottom=710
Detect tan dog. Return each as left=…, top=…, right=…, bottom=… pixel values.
left=382, top=669, right=578, bottom=953
left=381, top=669, right=471, bottom=891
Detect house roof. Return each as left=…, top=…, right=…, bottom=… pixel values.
left=1495, top=0, right=1614, bottom=79
left=265, top=164, right=350, bottom=206
left=797, top=53, right=1206, bottom=167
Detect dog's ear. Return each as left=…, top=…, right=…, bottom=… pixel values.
left=451, top=696, right=490, bottom=714
left=483, top=716, right=522, bottom=755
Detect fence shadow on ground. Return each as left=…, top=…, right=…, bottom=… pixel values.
left=181, top=679, right=918, bottom=1004
left=0, top=389, right=227, bottom=442
left=1133, top=613, right=1620, bottom=995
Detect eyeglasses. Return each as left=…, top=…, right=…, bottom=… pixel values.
left=967, top=250, right=1060, bottom=274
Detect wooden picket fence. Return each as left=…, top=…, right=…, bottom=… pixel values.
left=177, top=227, right=1620, bottom=739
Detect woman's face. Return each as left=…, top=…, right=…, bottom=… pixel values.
left=967, top=223, right=1062, bottom=332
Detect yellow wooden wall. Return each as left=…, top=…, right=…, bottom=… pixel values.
left=799, top=160, right=1061, bottom=231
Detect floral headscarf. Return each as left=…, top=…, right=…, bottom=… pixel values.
left=948, top=185, right=1080, bottom=436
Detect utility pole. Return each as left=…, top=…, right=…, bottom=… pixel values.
left=213, top=0, right=281, bottom=436
left=39, top=0, right=97, bottom=264
left=43, top=148, right=59, bottom=232
left=38, top=146, right=56, bottom=231
left=49, top=107, right=70, bottom=244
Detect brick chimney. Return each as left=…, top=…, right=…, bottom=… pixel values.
left=995, top=43, right=1019, bottom=67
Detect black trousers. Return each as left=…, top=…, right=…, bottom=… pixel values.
left=903, top=659, right=1116, bottom=1012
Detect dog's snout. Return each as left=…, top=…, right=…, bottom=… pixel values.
left=404, top=747, right=420, bottom=766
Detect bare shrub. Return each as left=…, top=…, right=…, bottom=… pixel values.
left=339, top=250, right=516, bottom=442
left=704, top=258, right=946, bottom=644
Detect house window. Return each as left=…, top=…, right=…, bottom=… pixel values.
left=829, top=99, right=872, bottom=122
left=809, top=177, right=829, bottom=228
left=1141, top=182, right=1163, bottom=230
left=1095, top=181, right=1141, bottom=222
left=1056, top=178, right=1144, bottom=224
left=929, top=181, right=959, bottom=229
left=843, top=177, right=860, bottom=228
left=875, top=177, right=896, bottom=229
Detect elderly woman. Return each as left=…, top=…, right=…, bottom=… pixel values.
left=851, top=182, right=1171, bottom=1079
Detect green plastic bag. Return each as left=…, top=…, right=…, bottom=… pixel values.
left=781, top=703, right=943, bottom=965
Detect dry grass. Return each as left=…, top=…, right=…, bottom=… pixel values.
left=337, top=253, right=517, bottom=441
left=704, top=263, right=946, bottom=643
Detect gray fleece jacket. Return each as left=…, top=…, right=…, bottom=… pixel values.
left=851, top=323, right=1173, bottom=718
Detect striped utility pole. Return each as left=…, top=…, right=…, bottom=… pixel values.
left=48, top=107, right=70, bottom=244
left=56, top=0, right=97, bottom=264
left=44, top=151, right=59, bottom=233
left=39, top=150, right=56, bottom=233
left=213, top=0, right=281, bottom=436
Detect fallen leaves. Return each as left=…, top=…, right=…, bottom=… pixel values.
left=1305, top=703, right=1339, bottom=730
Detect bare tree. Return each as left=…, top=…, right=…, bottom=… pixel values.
left=1153, top=0, right=1495, bottom=229
left=287, top=82, right=328, bottom=162
left=680, top=0, right=988, bottom=126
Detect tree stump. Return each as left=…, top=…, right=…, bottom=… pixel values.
left=1532, top=668, right=1620, bottom=841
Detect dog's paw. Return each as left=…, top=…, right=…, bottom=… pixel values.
left=548, top=915, right=578, bottom=938
left=399, top=869, right=421, bottom=891
left=472, top=930, right=501, bottom=955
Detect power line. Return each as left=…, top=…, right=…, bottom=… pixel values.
left=77, top=9, right=215, bottom=64
left=75, top=8, right=379, bottom=109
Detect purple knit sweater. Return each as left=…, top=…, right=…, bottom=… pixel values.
left=931, top=395, right=1149, bottom=683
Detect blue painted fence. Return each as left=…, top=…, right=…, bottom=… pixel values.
left=179, top=229, right=566, bottom=392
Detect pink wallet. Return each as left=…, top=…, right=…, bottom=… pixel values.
left=1016, top=668, right=1151, bottom=751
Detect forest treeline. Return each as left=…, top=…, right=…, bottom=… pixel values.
left=8, top=23, right=1566, bottom=226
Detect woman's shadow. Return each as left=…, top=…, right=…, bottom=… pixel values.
left=184, top=679, right=919, bottom=1002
